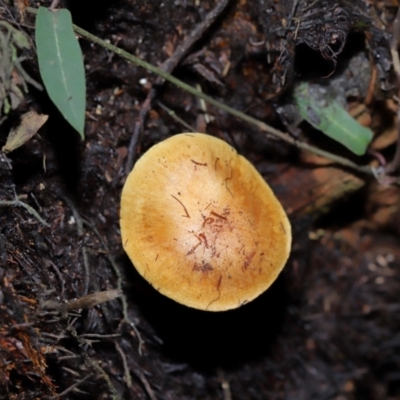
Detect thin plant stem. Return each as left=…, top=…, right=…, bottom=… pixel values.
left=25, top=6, right=374, bottom=177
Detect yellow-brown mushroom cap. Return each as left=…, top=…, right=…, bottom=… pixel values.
left=120, top=133, right=291, bottom=311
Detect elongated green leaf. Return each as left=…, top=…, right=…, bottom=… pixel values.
left=294, top=82, right=373, bottom=156
left=35, top=7, right=85, bottom=138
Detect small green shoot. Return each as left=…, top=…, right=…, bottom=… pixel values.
left=294, top=82, right=373, bottom=156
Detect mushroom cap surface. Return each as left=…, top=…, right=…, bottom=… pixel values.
left=120, top=133, right=291, bottom=311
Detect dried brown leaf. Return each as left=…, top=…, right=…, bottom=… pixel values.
left=2, top=111, right=48, bottom=153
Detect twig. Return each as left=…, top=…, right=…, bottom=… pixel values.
left=157, top=101, right=195, bottom=132
left=125, top=0, right=231, bottom=173
left=47, top=260, right=65, bottom=299
left=57, top=346, right=78, bottom=357
left=79, top=333, right=120, bottom=339
left=49, top=0, right=59, bottom=10
left=134, top=368, right=158, bottom=400
left=24, top=6, right=374, bottom=177
left=160, top=0, right=230, bottom=75
left=60, top=195, right=90, bottom=296
left=68, top=325, right=120, bottom=400
left=83, top=219, right=145, bottom=354
left=57, top=354, right=79, bottom=361
left=126, top=94, right=152, bottom=173
left=115, top=342, right=132, bottom=387
left=62, top=367, right=81, bottom=377
left=55, top=373, right=92, bottom=398
left=55, top=346, right=80, bottom=361
left=116, top=340, right=158, bottom=399
left=66, top=289, right=122, bottom=311
left=41, top=332, right=68, bottom=341
left=386, top=4, right=400, bottom=173
left=0, top=198, right=49, bottom=226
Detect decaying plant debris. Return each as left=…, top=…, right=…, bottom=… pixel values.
left=258, top=0, right=392, bottom=94
left=1, top=0, right=400, bottom=399
left=0, top=20, right=42, bottom=121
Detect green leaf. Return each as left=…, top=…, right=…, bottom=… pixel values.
left=35, top=7, right=86, bottom=139
left=293, top=82, right=373, bottom=156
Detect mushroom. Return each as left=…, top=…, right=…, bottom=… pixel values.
left=120, top=133, right=291, bottom=311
